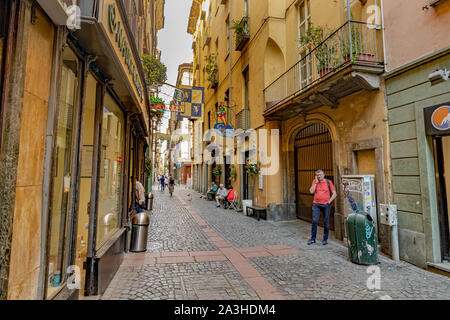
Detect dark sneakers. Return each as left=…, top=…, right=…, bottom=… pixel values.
left=307, top=239, right=328, bottom=245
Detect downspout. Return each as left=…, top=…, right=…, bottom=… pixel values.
left=227, top=0, right=232, bottom=188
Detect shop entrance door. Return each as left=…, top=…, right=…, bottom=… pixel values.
left=294, top=123, right=334, bottom=229
left=433, top=136, right=450, bottom=261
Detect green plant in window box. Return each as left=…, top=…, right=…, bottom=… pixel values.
left=231, top=17, right=249, bottom=47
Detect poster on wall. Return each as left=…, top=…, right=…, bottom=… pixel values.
left=424, top=103, right=450, bottom=136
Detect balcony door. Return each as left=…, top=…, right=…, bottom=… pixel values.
left=298, top=0, right=312, bottom=90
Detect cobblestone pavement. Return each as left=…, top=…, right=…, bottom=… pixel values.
left=102, top=186, right=450, bottom=300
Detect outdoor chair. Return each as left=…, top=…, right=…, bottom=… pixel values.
left=224, top=191, right=239, bottom=211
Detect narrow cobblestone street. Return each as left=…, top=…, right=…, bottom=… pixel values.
left=102, top=186, right=450, bottom=300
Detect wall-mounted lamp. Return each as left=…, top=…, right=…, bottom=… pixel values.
left=428, top=69, right=450, bottom=86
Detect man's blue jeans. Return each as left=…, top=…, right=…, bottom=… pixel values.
left=310, top=203, right=331, bottom=241
left=135, top=201, right=143, bottom=213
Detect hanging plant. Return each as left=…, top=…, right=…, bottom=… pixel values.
left=245, top=160, right=260, bottom=177
left=145, top=158, right=152, bottom=177
left=142, top=54, right=167, bottom=87
left=229, top=164, right=237, bottom=182
left=213, top=164, right=222, bottom=176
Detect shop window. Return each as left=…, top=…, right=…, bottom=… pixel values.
left=97, top=93, right=124, bottom=248
left=47, top=47, right=80, bottom=298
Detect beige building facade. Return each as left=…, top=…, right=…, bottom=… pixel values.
left=189, top=0, right=395, bottom=257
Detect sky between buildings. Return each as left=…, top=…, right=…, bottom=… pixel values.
left=157, top=0, right=193, bottom=141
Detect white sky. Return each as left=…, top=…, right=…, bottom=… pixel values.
left=157, top=0, right=193, bottom=141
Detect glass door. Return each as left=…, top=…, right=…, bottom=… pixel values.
left=47, top=47, right=80, bottom=298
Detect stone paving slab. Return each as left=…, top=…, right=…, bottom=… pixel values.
left=102, top=187, right=450, bottom=300
left=179, top=188, right=450, bottom=300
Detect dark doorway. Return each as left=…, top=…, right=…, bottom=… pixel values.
left=294, top=123, right=335, bottom=229
left=433, top=136, right=450, bottom=261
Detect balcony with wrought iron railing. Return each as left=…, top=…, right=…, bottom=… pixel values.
left=234, top=16, right=250, bottom=51
left=264, top=21, right=384, bottom=117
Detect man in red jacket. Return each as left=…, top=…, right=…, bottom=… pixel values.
left=308, top=170, right=337, bottom=245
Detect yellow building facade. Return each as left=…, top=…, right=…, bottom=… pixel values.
left=0, top=0, right=164, bottom=300
left=188, top=0, right=394, bottom=256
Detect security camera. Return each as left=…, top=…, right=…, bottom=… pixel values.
left=428, top=69, right=450, bottom=86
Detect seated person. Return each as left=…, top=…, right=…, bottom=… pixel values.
left=215, top=184, right=228, bottom=207
left=207, top=182, right=218, bottom=200
left=224, top=185, right=235, bottom=209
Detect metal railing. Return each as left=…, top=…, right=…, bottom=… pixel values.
left=264, top=21, right=383, bottom=111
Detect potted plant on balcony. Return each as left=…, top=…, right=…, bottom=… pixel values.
left=205, top=53, right=219, bottom=89
left=299, top=25, right=336, bottom=77
left=232, top=17, right=250, bottom=51
left=341, top=21, right=374, bottom=63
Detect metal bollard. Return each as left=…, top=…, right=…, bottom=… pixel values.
left=147, top=192, right=154, bottom=211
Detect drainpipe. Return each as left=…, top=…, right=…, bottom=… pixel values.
left=379, top=0, right=387, bottom=70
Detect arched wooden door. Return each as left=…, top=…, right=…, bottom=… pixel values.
left=294, top=123, right=335, bottom=229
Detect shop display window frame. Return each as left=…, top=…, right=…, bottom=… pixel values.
left=95, top=90, right=126, bottom=250
left=45, top=41, right=85, bottom=300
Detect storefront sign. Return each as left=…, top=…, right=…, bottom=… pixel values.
left=104, top=3, right=144, bottom=104
left=424, top=103, right=450, bottom=136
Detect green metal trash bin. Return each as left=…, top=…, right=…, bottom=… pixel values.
left=346, top=212, right=378, bottom=265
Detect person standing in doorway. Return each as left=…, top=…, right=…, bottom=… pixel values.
left=135, top=180, right=145, bottom=213
left=308, top=170, right=337, bottom=245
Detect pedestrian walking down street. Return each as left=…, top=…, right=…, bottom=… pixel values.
left=160, top=175, right=165, bottom=192
left=135, top=180, right=145, bottom=213
left=308, top=170, right=337, bottom=245
left=168, top=174, right=175, bottom=197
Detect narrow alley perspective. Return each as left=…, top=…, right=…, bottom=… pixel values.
left=1, top=0, right=450, bottom=315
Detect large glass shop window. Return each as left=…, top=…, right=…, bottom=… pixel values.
left=47, top=47, right=79, bottom=297
left=96, top=93, right=124, bottom=248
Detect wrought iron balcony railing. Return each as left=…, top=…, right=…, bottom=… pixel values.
left=264, top=21, right=383, bottom=111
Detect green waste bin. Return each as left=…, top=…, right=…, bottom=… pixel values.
left=346, top=212, right=379, bottom=265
